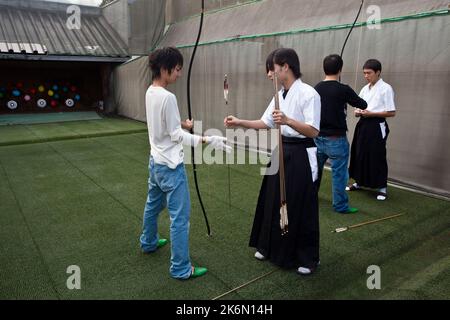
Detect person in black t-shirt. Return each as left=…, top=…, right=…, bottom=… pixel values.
left=314, top=54, right=367, bottom=214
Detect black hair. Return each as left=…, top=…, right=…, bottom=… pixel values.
left=273, top=48, right=302, bottom=78
left=323, top=54, right=343, bottom=75
left=149, top=47, right=184, bottom=80
left=265, top=49, right=279, bottom=73
left=363, top=59, right=382, bottom=73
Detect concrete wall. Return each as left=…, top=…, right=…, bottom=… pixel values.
left=102, top=0, right=129, bottom=47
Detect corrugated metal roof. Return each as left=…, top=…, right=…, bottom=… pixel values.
left=0, top=0, right=129, bottom=58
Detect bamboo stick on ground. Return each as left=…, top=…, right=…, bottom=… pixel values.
left=332, top=213, right=405, bottom=233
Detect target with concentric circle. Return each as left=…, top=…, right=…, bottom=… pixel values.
left=65, top=99, right=75, bottom=108
left=37, top=99, right=47, bottom=108
left=7, top=100, right=18, bottom=110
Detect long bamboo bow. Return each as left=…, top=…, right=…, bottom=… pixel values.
left=340, top=0, right=365, bottom=82
left=340, top=0, right=364, bottom=58
left=186, top=0, right=211, bottom=236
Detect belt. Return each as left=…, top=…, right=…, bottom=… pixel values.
left=282, top=136, right=315, bottom=147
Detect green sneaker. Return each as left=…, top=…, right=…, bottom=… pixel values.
left=157, top=238, right=168, bottom=248
left=337, top=207, right=358, bottom=214
left=190, top=267, right=208, bottom=279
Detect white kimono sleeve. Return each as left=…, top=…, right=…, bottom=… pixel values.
left=260, top=97, right=276, bottom=129
left=383, top=86, right=396, bottom=112
left=303, top=93, right=321, bottom=131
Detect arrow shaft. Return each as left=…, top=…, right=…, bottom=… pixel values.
left=334, top=213, right=405, bottom=233
left=348, top=213, right=404, bottom=229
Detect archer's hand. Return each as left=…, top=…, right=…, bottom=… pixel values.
left=205, top=136, right=232, bottom=153
left=182, top=119, right=194, bottom=130
left=272, top=110, right=289, bottom=125
left=224, top=115, right=241, bottom=128
left=359, top=109, right=371, bottom=118
left=354, top=109, right=362, bottom=118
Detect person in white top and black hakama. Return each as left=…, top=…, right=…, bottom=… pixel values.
left=224, top=48, right=321, bottom=275
left=347, top=59, right=396, bottom=200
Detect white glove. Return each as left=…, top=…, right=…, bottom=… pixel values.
left=205, top=136, right=232, bottom=153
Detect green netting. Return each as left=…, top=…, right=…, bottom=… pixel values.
left=177, top=9, right=450, bottom=48
left=167, top=0, right=264, bottom=26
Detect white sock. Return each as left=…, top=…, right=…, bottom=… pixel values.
left=377, top=188, right=387, bottom=201
left=353, top=183, right=360, bottom=188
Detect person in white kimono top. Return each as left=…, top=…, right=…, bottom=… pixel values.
left=347, top=59, right=396, bottom=201
left=225, top=48, right=321, bottom=275
left=139, top=47, right=231, bottom=280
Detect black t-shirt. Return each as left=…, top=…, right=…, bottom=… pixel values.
left=314, top=80, right=368, bottom=136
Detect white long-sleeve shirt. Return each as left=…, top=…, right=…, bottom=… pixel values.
left=145, top=85, right=201, bottom=169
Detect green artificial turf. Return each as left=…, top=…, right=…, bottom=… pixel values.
left=0, top=112, right=103, bottom=126
left=0, top=117, right=147, bottom=147
left=0, top=119, right=449, bottom=300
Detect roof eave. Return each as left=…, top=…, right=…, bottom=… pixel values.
left=0, top=53, right=130, bottom=63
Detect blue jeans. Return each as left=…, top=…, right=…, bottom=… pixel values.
left=140, top=157, right=192, bottom=279
left=315, top=136, right=350, bottom=213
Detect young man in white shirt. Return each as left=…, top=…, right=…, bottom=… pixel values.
left=348, top=59, right=396, bottom=200
left=140, top=47, right=230, bottom=280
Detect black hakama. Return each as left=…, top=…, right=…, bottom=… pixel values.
left=349, top=117, right=390, bottom=189
left=249, top=137, right=320, bottom=269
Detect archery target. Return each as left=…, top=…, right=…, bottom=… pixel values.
left=37, top=99, right=47, bottom=108
left=7, top=100, right=18, bottom=110
left=65, top=99, right=75, bottom=108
